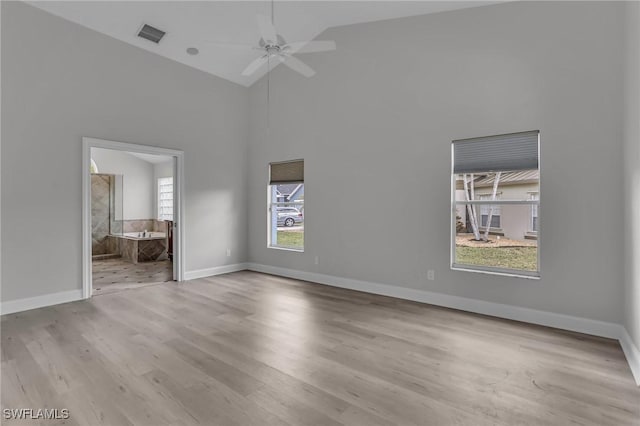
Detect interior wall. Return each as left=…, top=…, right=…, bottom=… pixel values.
left=247, top=1, right=626, bottom=323
left=1, top=1, right=249, bottom=302
left=624, top=1, right=640, bottom=351
left=91, top=148, right=155, bottom=220
left=154, top=160, right=174, bottom=181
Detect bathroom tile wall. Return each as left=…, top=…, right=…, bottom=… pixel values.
left=123, top=220, right=155, bottom=233
left=91, top=174, right=112, bottom=255
left=153, top=220, right=170, bottom=233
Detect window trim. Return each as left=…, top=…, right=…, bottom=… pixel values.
left=450, top=132, right=541, bottom=279
left=267, top=187, right=305, bottom=252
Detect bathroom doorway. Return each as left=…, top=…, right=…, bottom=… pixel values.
left=82, top=138, right=185, bottom=298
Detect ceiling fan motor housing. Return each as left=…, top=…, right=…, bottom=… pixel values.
left=259, top=34, right=286, bottom=49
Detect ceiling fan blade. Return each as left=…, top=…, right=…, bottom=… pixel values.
left=280, top=55, right=315, bottom=78
left=256, top=14, right=278, bottom=44
left=283, top=40, right=336, bottom=54
left=242, top=55, right=269, bottom=76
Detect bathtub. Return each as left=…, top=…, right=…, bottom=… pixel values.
left=121, top=231, right=166, bottom=240
left=112, top=232, right=167, bottom=263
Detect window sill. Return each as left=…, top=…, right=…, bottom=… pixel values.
left=268, top=245, right=304, bottom=253
left=451, top=264, right=540, bottom=280
left=478, top=227, right=504, bottom=233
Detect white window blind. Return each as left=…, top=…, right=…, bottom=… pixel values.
left=158, top=177, right=173, bottom=221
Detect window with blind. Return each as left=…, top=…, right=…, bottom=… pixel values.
left=479, top=194, right=502, bottom=228
left=158, top=177, right=174, bottom=221
left=452, top=131, right=540, bottom=277
left=530, top=192, right=539, bottom=232
left=268, top=160, right=304, bottom=251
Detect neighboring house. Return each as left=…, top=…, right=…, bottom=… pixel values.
left=455, top=170, right=539, bottom=240
left=275, top=183, right=304, bottom=205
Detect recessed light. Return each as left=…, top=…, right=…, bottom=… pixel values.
left=186, top=47, right=199, bottom=56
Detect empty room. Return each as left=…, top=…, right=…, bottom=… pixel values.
left=2, top=0, right=640, bottom=425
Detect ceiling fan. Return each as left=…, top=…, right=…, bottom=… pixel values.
left=207, top=1, right=336, bottom=78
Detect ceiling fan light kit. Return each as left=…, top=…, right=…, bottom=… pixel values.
left=241, top=13, right=336, bottom=78
left=203, top=0, right=338, bottom=132
left=205, top=1, right=336, bottom=79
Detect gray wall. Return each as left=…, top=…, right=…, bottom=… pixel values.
left=624, top=1, right=640, bottom=350
left=247, top=1, right=626, bottom=323
left=1, top=1, right=249, bottom=302
left=91, top=148, right=155, bottom=220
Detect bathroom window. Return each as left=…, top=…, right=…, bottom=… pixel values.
left=268, top=160, right=304, bottom=251
left=158, top=177, right=173, bottom=221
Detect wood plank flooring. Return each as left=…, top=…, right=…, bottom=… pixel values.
left=2, top=271, right=639, bottom=425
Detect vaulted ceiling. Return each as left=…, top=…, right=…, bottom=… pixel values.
left=29, top=1, right=499, bottom=87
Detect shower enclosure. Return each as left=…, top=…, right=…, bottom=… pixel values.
left=90, top=173, right=123, bottom=259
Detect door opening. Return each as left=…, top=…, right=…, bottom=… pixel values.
left=82, top=137, right=185, bottom=298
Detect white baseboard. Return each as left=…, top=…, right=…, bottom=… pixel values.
left=246, top=263, right=621, bottom=339
left=620, top=328, right=640, bottom=386
left=2, top=263, right=638, bottom=386
left=1, top=289, right=83, bottom=316
left=0, top=262, right=247, bottom=315
left=247, top=263, right=640, bottom=385
left=184, top=263, right=248, bottom=281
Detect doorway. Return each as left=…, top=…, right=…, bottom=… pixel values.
left=82, top=137, right=185, bottom=298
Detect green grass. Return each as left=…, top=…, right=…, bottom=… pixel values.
left=455, top=246, right=537, bottom=271
left=275, top=231, right=304, bottom=249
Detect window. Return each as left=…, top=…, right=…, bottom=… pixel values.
left=479, top=194, right=501, bottom=228
left=452, top=131, right=540, bottom=277
left=158, top=177, right=173, bottom=221
left=530, top=192, right=539, bottom=232
left=268, top=160, right=304, bottom=251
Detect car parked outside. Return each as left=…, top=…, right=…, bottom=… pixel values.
left=277, top=207, right=303, bottom=227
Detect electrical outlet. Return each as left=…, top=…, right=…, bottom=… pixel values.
left=226, top=248, right=231, bottom=257
left=314, top=256, right=319, bottom=265
left=427, top=270, right=435, bottom=281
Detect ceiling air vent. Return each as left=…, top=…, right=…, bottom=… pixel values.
left=137, top=24, right=165, bottom=44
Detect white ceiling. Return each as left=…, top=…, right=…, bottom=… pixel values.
left=128, top=152, right=173, bottom=164
left=29, top=1, right=500, bottom=87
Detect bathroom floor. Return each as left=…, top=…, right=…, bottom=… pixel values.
left=92, top=257, right=173, bottom=295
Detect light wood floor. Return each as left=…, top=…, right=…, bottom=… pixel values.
left=2, top=271, right=639, bottom=425
left=92, top=258, right=173, bottom=295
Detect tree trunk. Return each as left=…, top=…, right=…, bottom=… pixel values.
left=483, top=172, right=502, bottom=241
left=463, top=174, right=481, bottom=240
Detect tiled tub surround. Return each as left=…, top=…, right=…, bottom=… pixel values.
left=122, top=219, right=169, bottom=233
left=116, top=233, right=168, bottom=264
